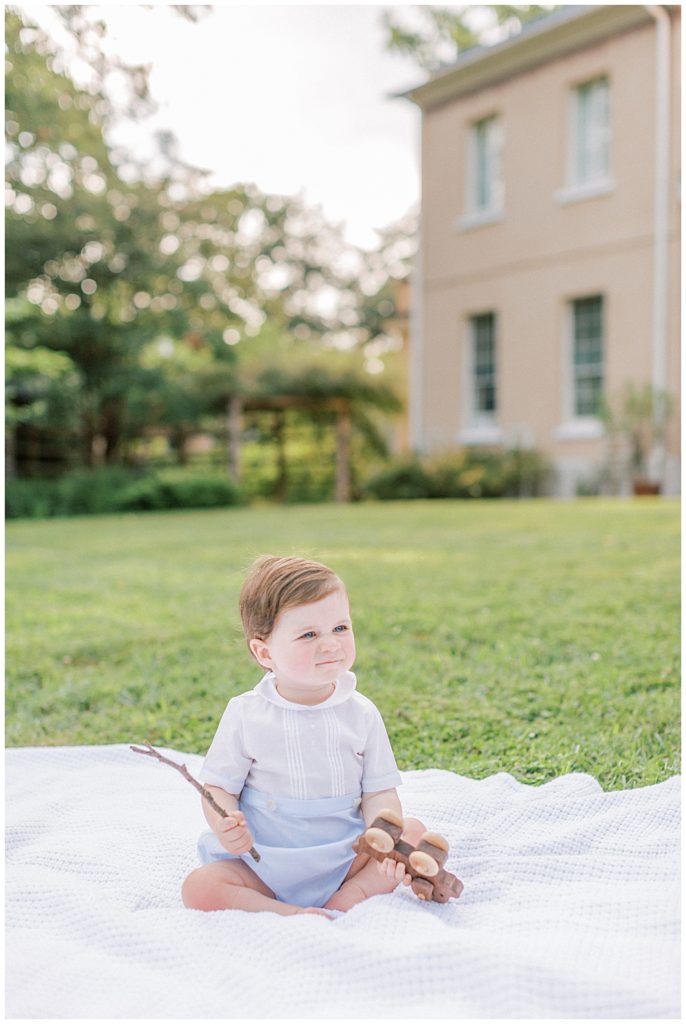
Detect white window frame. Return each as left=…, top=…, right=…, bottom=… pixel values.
left=458, top=312, right=503, bottom=444
left=556, top=75, right=614, bottom=205
left=553, top=295, right=605, bottom=441
left=457, top=114, right=505, bottom=230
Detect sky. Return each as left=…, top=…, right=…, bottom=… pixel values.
left=23, top=3, right=434, bottom=251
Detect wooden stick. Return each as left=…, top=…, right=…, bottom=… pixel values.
left=130, top=741, right=260, bottom=862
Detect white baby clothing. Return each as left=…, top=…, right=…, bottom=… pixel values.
left=196, top=670, right=402, bottom=907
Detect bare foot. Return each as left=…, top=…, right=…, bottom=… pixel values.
left=297, top=907, right=333, bottom=918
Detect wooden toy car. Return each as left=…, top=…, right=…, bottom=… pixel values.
left=352, top=808, right=463, bottom=904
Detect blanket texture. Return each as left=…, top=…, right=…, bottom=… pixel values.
left=6, top=744, right=680, bottom=1019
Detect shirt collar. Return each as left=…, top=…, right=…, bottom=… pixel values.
left=255, top=670, right=357, bottom=710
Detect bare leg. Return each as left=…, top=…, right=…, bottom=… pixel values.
left=182, top=859, right=331, bottom=917
left=325, top=817, right=426, bottom=912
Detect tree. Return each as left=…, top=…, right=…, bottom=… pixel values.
left=5, top=9, right=337, bottom=466
left=5, top=7, right=195, bottom=465
left=6, top=5, right=412, bottom=485
left=226, top=325, right=403, bottom=501
left=136, top=337, right=233, bottom=464
left=383, top=5, right=556, bottom=72
left=5, top=329, right=83, bottom=477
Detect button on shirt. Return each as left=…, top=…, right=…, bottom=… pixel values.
left=199, top=671, right=402, bottom=800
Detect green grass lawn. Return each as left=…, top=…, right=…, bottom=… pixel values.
left=5, top=498, right=680, bottom=790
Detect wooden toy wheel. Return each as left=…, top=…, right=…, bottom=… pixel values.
left=417, top=831, right=449, bottom=868
left=373, top=808, right=404, bottom=842
left=377, top=807, right=404, bottom=828
left=408, top=849, right=439, bottom=877
left=364, top=826, right=394, bottom=854
left=411, top=877, right=434, bottom=901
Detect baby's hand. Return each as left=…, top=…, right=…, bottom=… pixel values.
left=377, top=856, right=412, bottom=888
left=216, top=811, right=255, bottom=856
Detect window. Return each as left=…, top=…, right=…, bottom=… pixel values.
left=467, top=115, right=503, bottom=216
left=570, top=76, right=610, bottom=187
left=571, top=296, right=604, bottom=417
left=458, top=312, right=502, bottom=445
left=471, top=313, right=497, bottom=418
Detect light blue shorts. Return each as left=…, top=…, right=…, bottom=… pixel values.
left=197, top=785, right=365, bottom=909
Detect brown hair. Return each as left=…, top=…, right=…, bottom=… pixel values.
left=239, top=555, right=345, bottom=644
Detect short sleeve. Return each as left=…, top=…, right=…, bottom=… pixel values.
left=198, top=698, right=252, bottom=794
left=360, top=704, right=402, bottom=793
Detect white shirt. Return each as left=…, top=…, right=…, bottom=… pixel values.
left=199, top=671, right=402, bottom=800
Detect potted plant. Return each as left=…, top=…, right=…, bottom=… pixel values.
left=600, top=382, right=672, bottom=495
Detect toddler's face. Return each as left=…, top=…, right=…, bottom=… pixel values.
left=250, top=587, right=356, bottom=698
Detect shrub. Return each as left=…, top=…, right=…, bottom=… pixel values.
left=6, top=468, right=243, bottom=518
left=105, top=474, right=243, bottom=512
left=425, top=451, right=507, bottom=498
left=112, top=478, right=168, bottom=512
left=500, top=448, right=553, bottom=497
left=362, top=448, right=552, bottom=501
left=361, top=458, right=433, bottom=500
left=55, top=467, right=138, bottom=515
left=159, top=476, right=242, bottom=510
left=5, top=467, right=139, bottom=518
left=5, top=478, right=61, bottom=519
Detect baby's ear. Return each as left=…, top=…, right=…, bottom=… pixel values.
left=249, top=637, right=271, bottom=668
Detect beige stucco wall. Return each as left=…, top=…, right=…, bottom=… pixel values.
left=416, top=11, right=680, bottom=495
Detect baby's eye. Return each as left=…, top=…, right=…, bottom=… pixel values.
left=333, top=624, right=349, bottom=633
left=299, top=631, right=317, bottom=640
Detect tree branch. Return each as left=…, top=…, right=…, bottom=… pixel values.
left=130, top=741, right=260, bottom=862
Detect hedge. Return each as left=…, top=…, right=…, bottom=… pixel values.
left=6, top=467, right=243, bottom=519
left=362, top=448, right=553, bottom=501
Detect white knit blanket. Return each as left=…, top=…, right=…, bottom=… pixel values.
left=6, top=745, right=680, bottom=1019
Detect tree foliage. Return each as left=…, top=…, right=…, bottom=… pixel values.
left=383, top=5, right=556, bottom=72
left=6, top=5, right=411, bottom=481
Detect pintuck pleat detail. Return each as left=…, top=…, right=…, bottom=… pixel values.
left=323, top=710, right=346, bottom=796
left=284, top=710, right=307, bottom=799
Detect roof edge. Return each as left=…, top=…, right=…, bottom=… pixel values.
left=400, top=5, right=657, bottom=110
